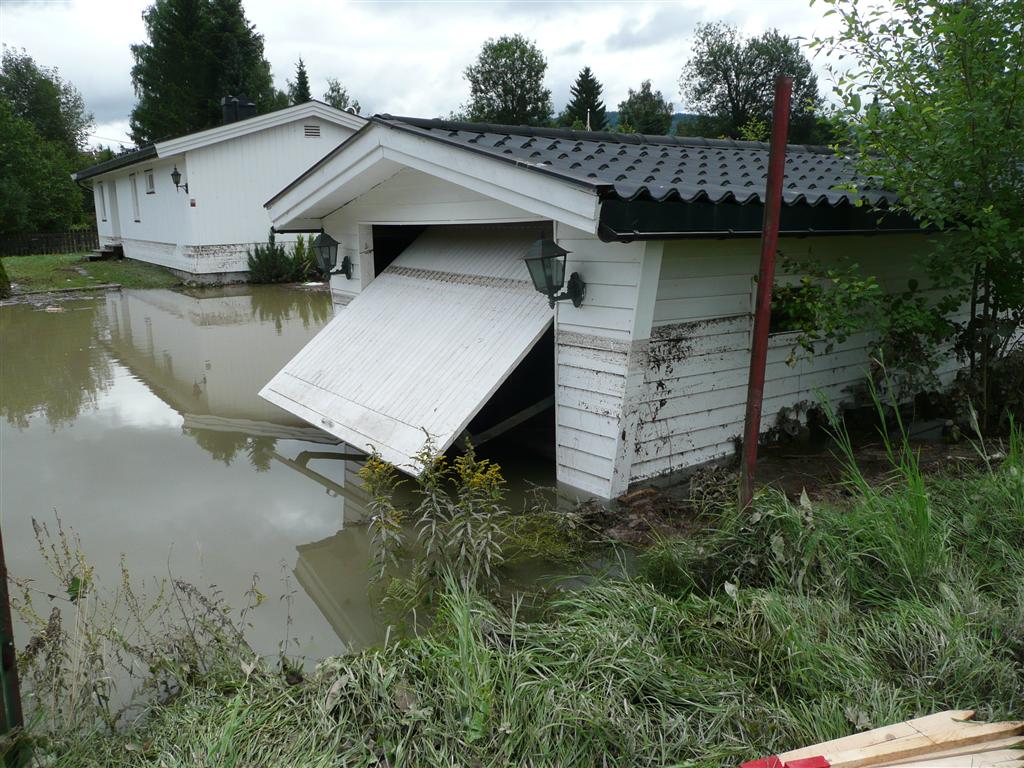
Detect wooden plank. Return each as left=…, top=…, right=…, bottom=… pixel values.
left=825, top=721, right=1024, bottom=768
left=779, top=711, right=977, bottom=763
left=883, top=737, right=1024, bottom=766
left=888, top=749, right=1024, bottom=768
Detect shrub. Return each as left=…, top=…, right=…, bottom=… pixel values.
left=288, top=234, right=323, bottom=282
left=0, top=257, right=11, bottom=297
left=246, top=232, right=327, bottom=284
left=246, top=230, right=292, bottom=283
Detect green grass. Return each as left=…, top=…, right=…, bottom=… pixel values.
left=28, top=423, right=1024, bottom=767
left=1, top=252, right=180, bottom=292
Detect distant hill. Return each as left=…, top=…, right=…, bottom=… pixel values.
left=603, top=111, right=701, bottom=134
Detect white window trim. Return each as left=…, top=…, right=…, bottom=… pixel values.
left=129, top=173, right=141, bottom=222
left=98, top=182, right=107, bottom=222
left=144, top=169, right=155, bottom=194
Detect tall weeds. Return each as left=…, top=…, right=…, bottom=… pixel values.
left=18, top=415, right=1024, bottom=767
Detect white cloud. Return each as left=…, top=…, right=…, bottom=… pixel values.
left=0, top=0, right=847, bottom=147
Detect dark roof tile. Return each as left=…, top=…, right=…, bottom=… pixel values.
left=374, top=115, right=893, bottom=208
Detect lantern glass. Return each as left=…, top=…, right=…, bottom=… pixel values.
left=524, top=238, right=569, bottom=296
left=313, top=232, right=339, bottom=274
left=170, top=166, right=182, bottom=187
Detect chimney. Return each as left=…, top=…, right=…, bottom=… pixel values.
left=221, top=95, right=257, bottom=124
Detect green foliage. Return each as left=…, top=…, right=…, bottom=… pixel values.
left=323, top=77, right=360, bottom=114
left=1, top=252, right=179, bottom=293
left=617, top=80, right=673, bottom=135
left=0, top=47, right=92, bottom=156
left=811, top=0, right=1024, bottom=427
left=0, top=257, right=11, bottom=298
left=464, top=34, right=553, bottom=126
left=0, top=98, right=81, bottom=235
left=361, top=439, right=508, bottom=598
left=245, top=231, right=321, bottom=284
left=559, top=66, right=607, bottom=130
left=680, top=23, right=828, bottom=144
left=12, top=515, right=261, bottom=737
left=129, top=0, right=279, bottom=144
left=288, top=234, right=321, bottom=282
left=28, top=431, right=1024, bottom=765
left=246, top=230, right=291, bottom=283
left=738, top=116, right=770, bottom=142
left=287, top=57, right=311, bottom=104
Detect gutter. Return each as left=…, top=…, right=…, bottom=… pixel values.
left=73, top=144, right=158, bottom=181
left=598, top=225, right=929, bottom=242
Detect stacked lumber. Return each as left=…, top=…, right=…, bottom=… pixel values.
left=742, top=711, right=1023, bottom=768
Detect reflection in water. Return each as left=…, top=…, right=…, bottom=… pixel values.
left=1, top=285, right=558, bottom=664
left=247, top=286, right=332, bottom=333
left=0, top=300, right=113, bottom=428
left=0, top=286, right=387, bottom=658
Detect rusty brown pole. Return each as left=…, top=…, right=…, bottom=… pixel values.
left=0, top=525, right=26, bottom=767
left=739, top=75, right=793, bottom=509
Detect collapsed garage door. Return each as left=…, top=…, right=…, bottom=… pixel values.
left=260, top=225, right=553, bottom=471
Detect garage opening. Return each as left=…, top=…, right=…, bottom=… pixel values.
left=372, top=224, right=426, bottom=277
left=261, top=223, right=556, bottom=472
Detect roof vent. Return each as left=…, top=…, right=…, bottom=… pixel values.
left=304, top=124, right=321, bottom=138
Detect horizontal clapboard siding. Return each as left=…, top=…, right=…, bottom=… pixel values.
left=627, top=234, right=960, bottom=484
left=553, top=226, right=646, bottom=498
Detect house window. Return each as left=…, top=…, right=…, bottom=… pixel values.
left=144, top=170, right=155, bottom=194
left=129, top=173, right=141, bottom=222
left=97, top=182, right=107, bottom=221
left=303, top=124, right=321, bottom=138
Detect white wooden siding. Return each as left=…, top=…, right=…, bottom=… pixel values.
left=550, top=225, right=654, bottom=498
left=624, top=234, right=959, bottom=484
left=84, top=116, right=358, bottom=276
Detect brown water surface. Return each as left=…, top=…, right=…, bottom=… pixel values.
left=0, top=286, right=558, bottom=663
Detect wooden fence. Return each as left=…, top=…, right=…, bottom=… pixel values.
left=0, top=230, right=99, bottom=257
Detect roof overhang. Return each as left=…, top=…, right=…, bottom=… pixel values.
left=265, top=120, right=602, bottom=234
left=73, top=145, right=159, bottom=182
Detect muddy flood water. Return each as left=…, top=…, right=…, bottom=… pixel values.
left=0, top=286, right=561, bottom=662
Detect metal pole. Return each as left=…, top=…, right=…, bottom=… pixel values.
left=739, top=75, right=793, bottom=509
left=1, top=525, right=26, bottom=767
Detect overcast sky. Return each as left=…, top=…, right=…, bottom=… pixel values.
left=0, top=0, right=846, bottom=148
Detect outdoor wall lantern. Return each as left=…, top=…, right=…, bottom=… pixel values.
left=170, top=166, right=188, bottom=194
left=524, top=238, right=585, bottom=308
left=313, top=231, right=352, bottom=279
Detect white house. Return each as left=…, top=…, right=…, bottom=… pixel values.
left=259, top=116, right=953, bottom=500
left=73, top=100, right=365, bottom=282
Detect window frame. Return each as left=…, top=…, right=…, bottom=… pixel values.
left=144, top=169, right=155, bottom=195
left=129, top=173, right=141, bottom=222
left=97, top=182, right=107, bottom=222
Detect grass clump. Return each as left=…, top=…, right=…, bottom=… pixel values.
left=1, top=253, right=179, bottom=292
left=19, top=420, right=1024, bottom=766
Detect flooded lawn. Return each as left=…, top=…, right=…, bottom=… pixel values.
left=0, top=285, right=558, bottom=662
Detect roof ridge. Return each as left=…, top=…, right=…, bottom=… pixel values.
left=375, top=114, right=838, bottom=154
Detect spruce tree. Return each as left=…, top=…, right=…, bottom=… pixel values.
left=288, top=58, right=312, bottom=104
left=130, top=0, right=277, bottom=144
left=560, top=66, right=607, bottom=130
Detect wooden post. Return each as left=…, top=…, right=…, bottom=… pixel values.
left=0, top=525, right=26, bottom=767
left=739, top=75, right=793, bottom=509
